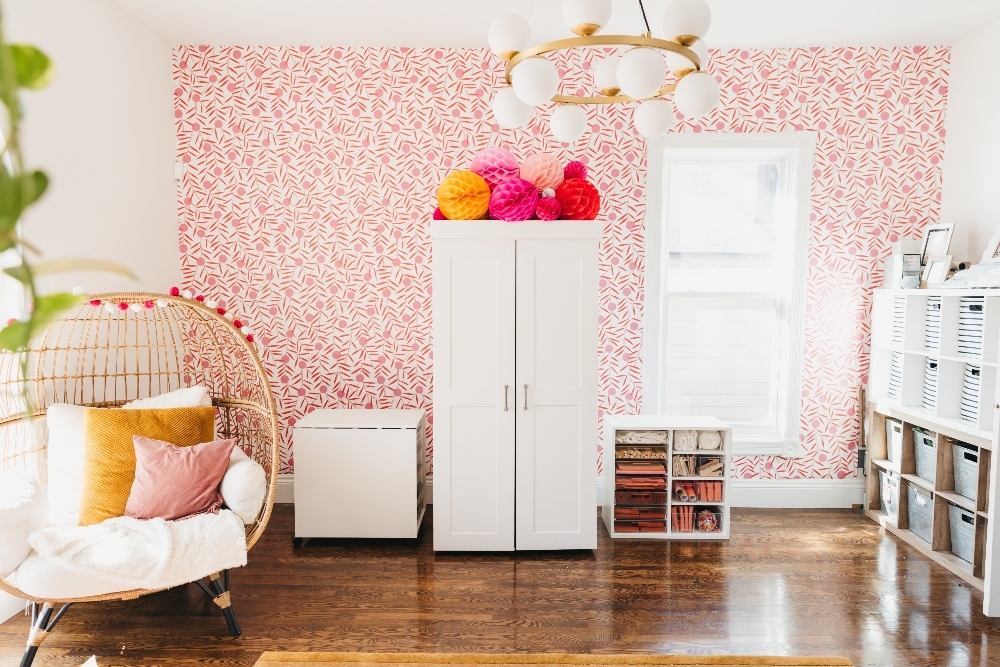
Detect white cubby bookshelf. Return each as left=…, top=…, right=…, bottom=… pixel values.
left=601, top=415, right=731, bottom=540
left=867, top=288, right=1000, bottom=616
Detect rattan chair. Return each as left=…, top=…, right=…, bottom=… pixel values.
left=0, top=292, right=280, bottom=667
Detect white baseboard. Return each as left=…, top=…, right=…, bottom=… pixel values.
left=276, top=475, right=863, bottom=509
left=0, top=590, right=24, bottom=624
left=729, top=477, right=865, bottom=508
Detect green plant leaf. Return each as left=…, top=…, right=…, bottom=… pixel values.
left=0, top=169, right=48, bottom=232
left=9, top=45, right=53, bottom=90
left=0, top=319, right=29, bottom=351
left=4, top=257, right=138, bottom=284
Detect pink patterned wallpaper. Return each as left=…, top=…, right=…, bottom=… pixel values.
left=173, top=45, right=949, bottom=479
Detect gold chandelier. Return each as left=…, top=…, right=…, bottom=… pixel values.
left=488, top=0, right=720, bottom=141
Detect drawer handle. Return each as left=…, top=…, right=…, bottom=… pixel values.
left=504, top=384, right=509, bottom=412
left=523, top=384, right=528, bottom=411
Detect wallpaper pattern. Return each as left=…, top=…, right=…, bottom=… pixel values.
left=173, top=45, right=950, bottom=479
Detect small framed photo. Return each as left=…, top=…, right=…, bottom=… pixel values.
left=922, top=255, right=952, bottom=286
left=982, top=225, right=1000, bottom=264
left=920, top=223, right=955, bottom=266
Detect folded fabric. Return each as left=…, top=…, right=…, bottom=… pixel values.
left=698, top=431, right=722, bottom=450
left=126, top=436, right=236, bottom=521
left=124, top=385, right=212, bottom=410
left=615, top=476, right=666, bottom=490
left=28, top=509, right=247, bottom=591
left=673, top=430, right=698, bottom=451
left=220, top=446, right=268, bottom=524
left=615, top=461, right=666, bottom=475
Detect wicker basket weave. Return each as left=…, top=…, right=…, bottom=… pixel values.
left=0, top=291, right=280, bottom=604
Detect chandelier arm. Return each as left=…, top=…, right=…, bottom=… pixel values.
left=504, top=34, right=699, bottom=85
left=552, top=82, right=678, bottom=105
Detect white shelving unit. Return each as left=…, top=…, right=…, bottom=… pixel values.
left=868, top=288, right=1000, bottom=617
left=601, top=415, right=731, bottom=540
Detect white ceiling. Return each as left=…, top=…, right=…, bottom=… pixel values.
left=107, top=0, right=1000, bottom=49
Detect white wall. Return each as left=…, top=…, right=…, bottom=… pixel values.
left=941, top=19, right=1000, bottom=262
left=6, top=0, right=178, bottom=295
left=1, top=0, right=176, bottom=624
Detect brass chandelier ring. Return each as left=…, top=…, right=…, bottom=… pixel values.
left=503, top=34, right=701, bottom=105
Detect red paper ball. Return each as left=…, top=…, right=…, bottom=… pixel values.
left=246, top=334, right=255, bottom=343
left=433, top=207, right=446, bottom=220
left=118, top=302, right=129, bottom=311
left=555, top=179, right=600, bottom=220
left=233, top=319, right=244, bottom=329
left=195, top=295, right=205, bottom=302
left=144, top=300, right=155, bottom=309
left=169, top=286, right=180, bottom=296
left=217, top=307, right=226, bottom=315
left=536, top=197, right=561, bottom=221
left=89, top=299, right=102, bottom=307
left=564, top=160, right=587, bottom=181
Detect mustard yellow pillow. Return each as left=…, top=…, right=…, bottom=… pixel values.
left=78, top=407, right=215, bottom=526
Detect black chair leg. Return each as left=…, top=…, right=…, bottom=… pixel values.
left=197, top=570, right=241, bottom=636
left=19, top=602, right=72, bottom=667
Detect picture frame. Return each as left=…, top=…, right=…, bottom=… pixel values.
left=922, top=254, right=952, bottom=286
left=981, top=225, right=1000, bottom=264
left=920, top=223, right=955, bottom=266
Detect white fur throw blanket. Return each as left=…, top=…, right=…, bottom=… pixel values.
left=28, top=510, right=247, bottom=590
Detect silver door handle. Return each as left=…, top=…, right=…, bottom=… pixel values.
left=504, top=385, right=509, bottom=411
left=523, top=384, right=528, bottom=411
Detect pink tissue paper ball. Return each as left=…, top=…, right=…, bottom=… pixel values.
left=470, top=146, right=519, bottom=189
left=535, top=197, right=562, bottom=221
left=520, top=153, right=564, bottom=192
left=489, top=177, right=539, bottom=222
left=433, top=207, right=446, bottom=220
left=564, top=160, right=587, bottom=181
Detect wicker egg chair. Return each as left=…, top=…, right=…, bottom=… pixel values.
left=0, top=292, right=279, bottom=667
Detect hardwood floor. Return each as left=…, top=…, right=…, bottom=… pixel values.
left=1, top=505, right=997, bottom=667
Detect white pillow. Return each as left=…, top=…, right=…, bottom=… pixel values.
left=123, top=385, right=212, bottom=409
left=0, top=469, right=49, bottom=576
left=46, top=386, right=213, bottom=526
left=220, top=447, right=267, bottom=524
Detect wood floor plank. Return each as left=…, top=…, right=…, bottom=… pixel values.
left=1, top=506, right=998, bottom=666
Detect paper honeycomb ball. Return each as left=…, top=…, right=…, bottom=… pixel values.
left=470, top=146, right=519, bottom=189
left=433, top=207, right=446, bottom=220
left=437, top=170, right=491, bottom=220
left=555, top=178, right=600, bottom=220
left=535, top=197, right=561, bottom=221
left=489, top=177, right=539, bottom=222
left=564, top=160, right=588, bottom=181
left=520, top=153, right=563, bottom=192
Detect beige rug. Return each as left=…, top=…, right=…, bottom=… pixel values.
left=254, top=652, right=853, bottom=667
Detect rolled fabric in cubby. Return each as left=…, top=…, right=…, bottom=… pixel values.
left=698, top=431, right=722, bottom=450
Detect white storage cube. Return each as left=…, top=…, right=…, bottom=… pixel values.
left=886, top=417, right=903, bottom=464
left=293, top=409, right=427, bottom=540
left=892, top=296, right=905, bottom=346
left=959, top=297, right=985, bottom=358
left=961, top=365, right=982, bottom=424
left=925, top=297, right=942, bottom=350
left=888, top=351, right=903, bottom=400
left=922, top=358, right=939, bottom=411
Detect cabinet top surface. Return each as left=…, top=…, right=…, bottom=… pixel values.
left=296, top=408, right=425, bottom=429
left=875, top=287, right=1000, bottom=297
left=603, top=414, right=731, bottom=431
left=430, top=220, right=602, bottom=240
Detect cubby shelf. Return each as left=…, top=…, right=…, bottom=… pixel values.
left=602, top=415, right=731, bottom=541
left=866, top=289, right=1000, bottom=610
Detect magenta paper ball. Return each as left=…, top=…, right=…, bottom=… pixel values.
left=564, top=160, right=588, bottom=181
left=433, top=207, right=446, bottom=220
left=489, top=177, right=539, bottom=222
left=520, top=153, right=563, bottom=191
left=536, top=197, right=561, bottom=221
left=470, top=146, right=519, bottom=189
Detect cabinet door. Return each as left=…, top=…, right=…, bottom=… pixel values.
left=515, top=239, right=598, bottom=549
left=433, top=239, right=516, bottom=551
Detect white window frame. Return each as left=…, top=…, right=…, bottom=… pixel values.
left=642, top=132, right=815, bottom=457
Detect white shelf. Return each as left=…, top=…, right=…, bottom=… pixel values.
left=601, top=415, right=731, bottom=540
left=872, top=398, right=993, bottom=448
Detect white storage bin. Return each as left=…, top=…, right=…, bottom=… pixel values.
left=912, top=428, right=936, bottom=483
left=953, top=442, right=979, bottom=501
left=879, top=470, right=899, bottom=520
left=959, top=296, right=985, bottom=358
left=888, top=351, right=902, bottom=400
left=925, top=297, right=942, bottom=350
left=892, top=296, right=905, bottom=345
left=907, top=485, right=933, bottom=543
left=961, top=365, right=982, bottom=424
left=948, top=503, right=976, bottom=563
left=922, top=358, right=939, bottom=411
left=886, top=418, right=903, bottom=464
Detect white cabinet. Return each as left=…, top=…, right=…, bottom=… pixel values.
left=293, top=409, right=427, bottom=540
left=432, top=221, right=600, bottom=551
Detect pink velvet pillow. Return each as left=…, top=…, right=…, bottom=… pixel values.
left=125, top=436, right=236, bottom=521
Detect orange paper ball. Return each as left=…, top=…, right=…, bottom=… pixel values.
left=437, top=170, right=491, bottom=220
left=555, top=178, right=600, bottom=220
